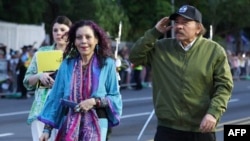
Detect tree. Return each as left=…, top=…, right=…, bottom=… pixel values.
left=120, top=0, right=172, bottom=41
left=0, top=0, right=46, bottom=24
left=173, top=0, right=250, bottom=52
left=94, top=0, right=130, bottom=41
left=1, top=0, right=250, bottom=48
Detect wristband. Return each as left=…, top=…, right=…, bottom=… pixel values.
left=100, top=97, right=108, bottom=107
left=44, top=124, right=53, bottom=130
left=43, top=128, right=51, bottom=133
left=43, top=124, right=52, bottom=138
left=42, top=128, right=51, bottom=138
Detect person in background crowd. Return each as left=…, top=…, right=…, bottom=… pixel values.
left=143, top=64, right=152, bottom=88
left=226, top=50, right=234, bottom=77
left=16, top=45, right=33, bottom=99
left=131, top=64, right=143, bottom=90
left=0, top=48, right=5, bottom=59
left=0, top=49, right=9, bottom=95
left=0, top=43, right=7, bottom=59
left=8, top=49, right=21, bottom=93
left=23, top=16, right=72, bottom=141
left=238, top=52, right=246, bottom=77
left=246, top=51, right=250, bottom=79
left=38, top=20, right=122, bottom=141
left=117, top=46, right=131, bottom=90
left=129, top=5, right=233, bottom=141
left=0, top=45, right=19, bottom=96
left=231, top=52, right=241, bottom=80
left=117, top=51, right=129, bottom=88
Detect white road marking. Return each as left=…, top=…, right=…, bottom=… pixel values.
left=229, top=98, right=239, bottom=102
left=123, top=97, right=152, bottom=102
left=121, top=112, right=151, bottom=119
left=0, top=133, right=14, bottom=137
left=0, top=111, right=29, bottom=117
left=216, top=116, right=250, bottom=131
left=0, top=98, right=242, bottom=139
left=0, top=98, right=238, bottom=118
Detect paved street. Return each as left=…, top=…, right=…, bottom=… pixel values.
left=0, top=80, right=249, bottom=141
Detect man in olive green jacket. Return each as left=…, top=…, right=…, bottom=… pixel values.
left=129, top=5, right=233, bottom=141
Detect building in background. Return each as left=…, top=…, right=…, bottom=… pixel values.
left=0, top=20, right=46, bottom=52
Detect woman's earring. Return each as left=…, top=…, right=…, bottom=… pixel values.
left=96, top=44, right=99, bottom=54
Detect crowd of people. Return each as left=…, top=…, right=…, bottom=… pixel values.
left=116, top=46, right=152, bottom=91
left=0, top=4, right=249, bottom=141
left=0, top=43, right=153, bottom=98
left=227, top=50, right=250, bottom=80
left=0, top=43, right=37, bottom=97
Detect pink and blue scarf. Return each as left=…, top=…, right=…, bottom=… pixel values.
left=56, top=54, right=101, bottom=141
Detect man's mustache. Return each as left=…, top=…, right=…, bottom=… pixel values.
left=175, top=31, right=184, bottom=35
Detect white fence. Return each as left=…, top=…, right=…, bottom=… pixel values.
left=0, top=20, right=46, bottom=51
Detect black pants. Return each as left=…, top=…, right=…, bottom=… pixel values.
left=154, top=126, right=216, bottom=141
left=17, top=66, right=27, bottom=97
left=133, top=69, right=142, bottom=90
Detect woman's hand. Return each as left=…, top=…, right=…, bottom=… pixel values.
left=39, top=132, right=50, bottom=141
left=39, top=72, right=55, bottom=87
left=75, top=98, right=96, bottom=113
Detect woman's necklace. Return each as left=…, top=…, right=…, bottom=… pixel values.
left=82, top=62, right=89, bottom=70
left=82, top=55, right=93, bottom=70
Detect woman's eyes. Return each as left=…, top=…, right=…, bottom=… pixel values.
left=85, top=35, right=91, bottom=39
left=76, top=36, right=82, bottom=40
left=76, top=35, right=92, bottom=40
left=53, top=28, right=66, bottom=33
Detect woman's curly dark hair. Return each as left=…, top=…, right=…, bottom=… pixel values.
left=63, top=20, right=114, bottom=68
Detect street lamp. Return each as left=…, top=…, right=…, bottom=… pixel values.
left=171, top=0, right=175, bottom=38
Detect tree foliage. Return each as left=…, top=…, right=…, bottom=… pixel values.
left=93, top=0, right=130, bottom=40
left=0, top=0, right=46, bottom=24
left=120, top=0, right=172, bottom=41
left=0, top=0, right=250, bottom=47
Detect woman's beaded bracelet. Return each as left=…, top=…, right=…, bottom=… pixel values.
left=42, top=128, right=51, bottom=138
left=95, top=98, right=101, bottom=108
left=43, top=124, right=52, bottom=137
left=44, top=124, right=53, bottom=130
left=43, top=128, right=51, bottom=133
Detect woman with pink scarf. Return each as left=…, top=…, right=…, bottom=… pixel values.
left=38, top=20, right=122, bottom=141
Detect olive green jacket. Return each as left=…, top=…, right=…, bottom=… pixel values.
left=129, top=28, right=233, bottom=132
